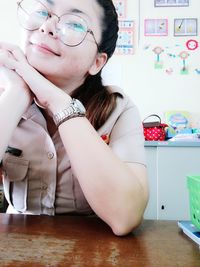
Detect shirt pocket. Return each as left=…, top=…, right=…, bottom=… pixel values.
left=2, top=156, right=29, bottom=213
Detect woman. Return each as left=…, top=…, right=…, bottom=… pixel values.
left=0, top=0, right=148, bottom=235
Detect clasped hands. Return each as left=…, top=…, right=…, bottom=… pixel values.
left=0, top=42, right=69, bottom=113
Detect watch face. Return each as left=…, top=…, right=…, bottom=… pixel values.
left=73, top=99, right=86, bottom=114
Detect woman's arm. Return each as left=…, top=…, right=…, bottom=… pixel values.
left=0, top=67, right=32, bottom=160
left=58, top=117, right=148, bottom=236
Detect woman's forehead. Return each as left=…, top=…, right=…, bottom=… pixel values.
left=41, top=0, right=103, bottom=16
left=41, top=0, right=104, bottom=32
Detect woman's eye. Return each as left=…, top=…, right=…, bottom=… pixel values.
left=35, top=9, right=48, bottom=18
left=66, top=22, right=86, bottom=32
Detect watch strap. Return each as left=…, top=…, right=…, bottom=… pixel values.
left=53, top=98, right=86, bottom=127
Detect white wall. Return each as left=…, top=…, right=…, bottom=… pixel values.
left=0, top=0, right=200, bottom=125
left=103, top=0, right=200, bottom=125
left=0, top=1, right=20, bottom=44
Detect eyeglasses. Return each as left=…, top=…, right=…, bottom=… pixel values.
left=17, top=0, right=100, bottom=50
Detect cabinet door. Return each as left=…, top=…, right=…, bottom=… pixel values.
left=157, top=146, right=200, bottom=220
left=144, top=146, right=157, bottom=219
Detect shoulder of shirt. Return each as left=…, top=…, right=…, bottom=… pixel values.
left=106, top=85, right=137, bottom=110
left=97, top=85, right=140, bottom=135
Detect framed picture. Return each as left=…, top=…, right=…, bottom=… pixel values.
left=174, top=18, right=198, bottom=36
left=155, top=0, right=189, bottom=7
left=144, top=19, right=168, bottom=36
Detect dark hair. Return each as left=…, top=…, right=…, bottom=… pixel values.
left=96, top=0, right=119, bottom=59
left=71, top=0, right=122, bottom=130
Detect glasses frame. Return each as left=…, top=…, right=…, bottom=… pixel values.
left=17, top=0, right=100, bottom=51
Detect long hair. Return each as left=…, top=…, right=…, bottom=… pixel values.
left=71, top=0, right=122, bottom=130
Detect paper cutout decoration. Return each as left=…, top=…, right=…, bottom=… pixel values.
left=153, top=46, right=164, bottom=69
left=179, top=51, right=189, bottom=75
left=186, top=39, right=198, bottom=51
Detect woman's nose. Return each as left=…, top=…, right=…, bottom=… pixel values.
left=39, top=16, right=58, bottom=38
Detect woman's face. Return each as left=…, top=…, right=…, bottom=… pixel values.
left=21, top=0, right=107, bottom=91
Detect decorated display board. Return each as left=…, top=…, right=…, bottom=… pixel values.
left=141, top=0, right=199, bottom=75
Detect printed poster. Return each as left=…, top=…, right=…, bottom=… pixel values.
left=113, top=0, right=127, bottom=19
left=115, top=20, right=135, bottom=55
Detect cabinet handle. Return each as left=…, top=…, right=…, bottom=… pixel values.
left=161, top=205, right=165, bottom=210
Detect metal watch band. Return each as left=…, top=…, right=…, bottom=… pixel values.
left=53, top=98, right=86, bottom=127
left=55, top=113, right=85, bottom=127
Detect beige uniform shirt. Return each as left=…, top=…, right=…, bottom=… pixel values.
left=2, top=88, right=146, bottom=215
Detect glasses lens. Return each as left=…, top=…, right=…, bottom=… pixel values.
left=58, top=14, right=88, bottom=46
left=17, top=0, right=48, bottom=30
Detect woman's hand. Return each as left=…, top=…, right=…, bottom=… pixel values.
left=0, top=49, right=34, bottom=160
left=0, top=42, right=70, bottom=112
left=0, top=49, right=28, bottom=91
left=0, top=49, right=32, bottom=108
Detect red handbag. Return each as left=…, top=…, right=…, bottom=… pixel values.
left=143, top=114, right=168, bottom=141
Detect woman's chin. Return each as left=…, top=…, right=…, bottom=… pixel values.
left=27, top=57, right=51, bottom=76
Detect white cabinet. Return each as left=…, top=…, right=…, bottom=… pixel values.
left=143, top=146, right=157, bottom=219
left=144, top=141, right=200, bottom=220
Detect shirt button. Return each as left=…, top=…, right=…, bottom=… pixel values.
left=47, top=152, right=54, bottom=159
left=42, top=184, right=48, bottom=190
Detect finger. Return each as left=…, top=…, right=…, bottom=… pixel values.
left=0, top=47, right=46, bottom=94
left=15, top=62, right=60, bottom=106
left=0, top=42, right=27, bottom=63
left=0, top=53, right=18, bottom=70
left=16, top=63, right=55, bottom=91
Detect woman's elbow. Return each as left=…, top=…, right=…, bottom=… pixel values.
left=110, top=197, right=149, bottom=236
left=110, top=214, right=143, bottom=236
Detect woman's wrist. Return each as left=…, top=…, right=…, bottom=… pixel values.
left=47, top=89, right=72, bottom=115
left=53, top=98, right=86, bottom=127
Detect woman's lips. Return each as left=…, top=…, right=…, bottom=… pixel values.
left=31, top=43, right=60, bottom=56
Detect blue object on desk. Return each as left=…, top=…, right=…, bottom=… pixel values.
left=178, top=128, right=193, bottom=134
left=178, top=221, right=200, bottom=247
left=166, top=127, right=176, bottom=139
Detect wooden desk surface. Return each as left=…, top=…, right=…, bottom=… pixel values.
left=0, top=214, right=199, bottom=267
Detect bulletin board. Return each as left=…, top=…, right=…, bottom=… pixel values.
left=140, top=0, right=199, bottom=75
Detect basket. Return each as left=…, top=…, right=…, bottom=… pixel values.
left=187, top=175, right=200, bottom=230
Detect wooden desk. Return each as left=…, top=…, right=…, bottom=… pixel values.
left=0, top=214, right=199, bottom=267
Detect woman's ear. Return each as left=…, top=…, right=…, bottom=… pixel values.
left=88, top=52, right=108, bottom=75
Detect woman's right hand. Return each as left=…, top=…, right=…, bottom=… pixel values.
left=0, top=49, right=32, bottom=107
left=0, top=42, right=71, bottom=113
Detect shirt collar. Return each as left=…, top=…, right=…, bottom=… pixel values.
left=21, top=103, right=48, bottom=131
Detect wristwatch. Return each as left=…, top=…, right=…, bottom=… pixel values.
left=53, top=98, right=86, bottom=127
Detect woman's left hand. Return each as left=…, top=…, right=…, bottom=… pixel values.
left=0, top=42, right=70, bottom=111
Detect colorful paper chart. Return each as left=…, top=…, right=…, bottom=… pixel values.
left=113, top=0, right=127, bottom=19
left=115, top=20, right=135, bottom=55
